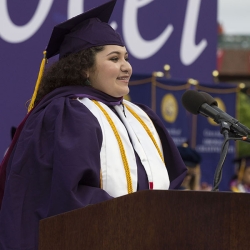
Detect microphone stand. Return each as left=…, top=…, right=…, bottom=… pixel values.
left=212, top=122, right=230, bottom=191
left=212, top=122, right=250, bottom=191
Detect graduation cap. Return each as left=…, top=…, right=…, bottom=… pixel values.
left=47, top=0, right=124, bottom=59
left=177, top=146, right=201, bottom=167
left=28, top=0, right=124, bottom=112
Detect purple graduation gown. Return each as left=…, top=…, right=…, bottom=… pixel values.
left=0, top=86, right=186, bottom=250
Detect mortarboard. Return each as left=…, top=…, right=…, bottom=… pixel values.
left=46, top=0, right=124, bottom=59
left=28, top=0, right=124, bottom=112
left=177, top=146, right=202, bottom=167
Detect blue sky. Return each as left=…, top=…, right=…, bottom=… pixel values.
left=218, top=0, right=250, bottom=35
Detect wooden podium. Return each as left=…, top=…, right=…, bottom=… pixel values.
left=39, top=190, right=250, bottom=250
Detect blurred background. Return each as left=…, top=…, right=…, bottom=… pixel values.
left=0, top=0, right=250, bottom=191
left=218, top=0, right=249, bottom=35
left=217, top=0, right=250, bottom=158
left=217, top=0, right=250, bottom=84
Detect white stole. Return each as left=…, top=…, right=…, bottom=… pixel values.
left=77, top=98, right=170, bottom=197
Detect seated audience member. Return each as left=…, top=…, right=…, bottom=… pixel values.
left=177, top=144, right=211, bottom=191
left=230, top=156, right=250, bottom=193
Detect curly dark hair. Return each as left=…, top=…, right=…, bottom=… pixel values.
left=34, top=46, right=104, bottom=105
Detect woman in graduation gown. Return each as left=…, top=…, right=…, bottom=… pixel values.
left=0, top=1, right=186, bottom=249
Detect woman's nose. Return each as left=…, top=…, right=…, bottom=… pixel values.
left=121, top=61, right=132, bottom=74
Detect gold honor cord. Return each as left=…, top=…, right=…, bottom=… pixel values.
left=124, top=104, right=165, bottom=163
left=92, top=100, right=133, bottom=194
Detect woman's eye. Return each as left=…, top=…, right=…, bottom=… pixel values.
left=110, top=57, right=129, bottom=62
left=110, top=57, right=118, bottom=62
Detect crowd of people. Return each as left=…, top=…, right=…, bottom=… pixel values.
left=230, top=156, right=250, bottom=192
left=177, top=143, right=212, bottom=191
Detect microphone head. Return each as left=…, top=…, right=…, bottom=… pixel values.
left=181, top=90, right=207, bottom=114
left=199, top=92, right=218, bottom=106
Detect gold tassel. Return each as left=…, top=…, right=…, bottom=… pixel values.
left=27, top=51, right=47, bottom=112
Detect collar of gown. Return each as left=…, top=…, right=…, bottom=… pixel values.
left=72, top=86, right=123, bottom=106
left=35, top=85, right=124, bottom=112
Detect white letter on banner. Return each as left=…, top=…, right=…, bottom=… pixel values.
left=0, top=0, right=53, bottom=43
left=180, top=0, right=207, bottom=65
left=123, top=0, right=173, bottom=59
left=67, top=0, right=84, bottom=18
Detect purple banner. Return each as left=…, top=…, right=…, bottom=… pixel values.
left=127, top=74, right=152, bottom=107
left=154, top=78, right=191, bottom=146
left=0, top=0, right=217, bottom=158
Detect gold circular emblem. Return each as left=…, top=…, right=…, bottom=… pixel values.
left=208, top=97, right=226, bottom=126
left=161, top=94, right=178, bottom=123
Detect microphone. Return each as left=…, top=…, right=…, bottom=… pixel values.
left=181, top=90, right=249, bottom=136
left=199, top=91, right=250, bottom=135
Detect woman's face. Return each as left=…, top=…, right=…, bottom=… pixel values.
left=87, top=45, right=132, bottom=97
